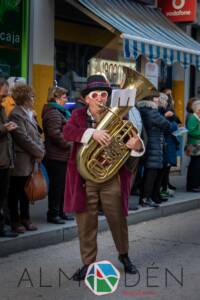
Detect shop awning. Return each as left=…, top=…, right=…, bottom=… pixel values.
left=78, top=0, right=200, bottom=70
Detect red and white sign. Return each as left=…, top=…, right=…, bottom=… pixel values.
left=158, top=0, right=197, bottom=23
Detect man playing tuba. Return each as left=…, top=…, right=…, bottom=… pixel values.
left=63, top=74, right=144, bottom=281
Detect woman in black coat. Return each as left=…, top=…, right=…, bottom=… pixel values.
left=137, top=94, right=171, bottom=207
left=42, top=86, right=73, bottom=224
left=158, top=93, right=179, bottom=196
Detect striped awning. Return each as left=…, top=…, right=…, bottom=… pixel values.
left=78, top=0, right=200, bottom=70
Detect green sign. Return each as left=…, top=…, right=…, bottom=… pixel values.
left=0, top=0, right=29, bottom=78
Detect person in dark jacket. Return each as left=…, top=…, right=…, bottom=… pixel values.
left=159, top=93, right=179, bottom=198
left=0, top=79, right=18, bottom=238
left=137, top=93, right=171, bottom=207
left=160, top=88, right=175, bottom=111
left=42, top=86, right=73, bottom=224
left=8, top=84, right=45, bottom=233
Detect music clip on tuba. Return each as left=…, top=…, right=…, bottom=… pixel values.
left=77, top=66, right=157, bottom=183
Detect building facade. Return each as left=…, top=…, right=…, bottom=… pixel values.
left=1, top=0, right=200, bottom=125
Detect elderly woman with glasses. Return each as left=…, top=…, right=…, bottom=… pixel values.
left=42, top=86, right=73, bottom=224
left=8, top=84, right=44, bottom=233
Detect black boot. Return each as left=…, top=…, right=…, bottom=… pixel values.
left=140, top=198, right=160, bottom=208
left=60, top=213, right=74, bottom=221
left=168, top=183, right=176, bottom=190
left=159, top=196, right=168, bottom=202
left=72, top=265, right=89, bottom=281
left=119, top=254, right=138, bottom=274
left=47, top=216, right=65, bottom=224
left=152, top=197, right=163, bottom=204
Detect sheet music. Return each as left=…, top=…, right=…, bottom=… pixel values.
left=110, top=89, right=136, bottom=107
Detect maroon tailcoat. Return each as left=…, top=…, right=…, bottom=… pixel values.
left=63, top=107, right=132, bottom=216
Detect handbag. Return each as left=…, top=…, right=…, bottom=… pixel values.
left=24, top=162, right=48, bottom=204
left=185, top=144, right=200, bottom=156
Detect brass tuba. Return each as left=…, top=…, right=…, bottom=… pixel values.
left=77, top=67, right=157, bottom=183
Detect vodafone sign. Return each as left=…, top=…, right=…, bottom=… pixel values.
left=172, top=0, right=185, bottom=10
left=158, top=0, right=197, bottom=23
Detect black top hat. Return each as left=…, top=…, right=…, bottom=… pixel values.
left=81, top=74, right=112, bottom=98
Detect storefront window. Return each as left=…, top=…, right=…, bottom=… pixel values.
left=0, top=0, right=24, bottom=78
left=55, top=36, right=136, bottom=100
left=55, top=1, right=136, bottom=100
left=55, top=40, right=101, bottom=98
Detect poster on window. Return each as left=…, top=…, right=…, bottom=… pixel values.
left=144, top=62, right=159, bottom=89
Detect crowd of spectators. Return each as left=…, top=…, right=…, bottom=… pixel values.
left=0, top=77, right=199, bottom=238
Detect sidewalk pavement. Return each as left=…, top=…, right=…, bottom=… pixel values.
left=0, top=174, right=200, bottom=257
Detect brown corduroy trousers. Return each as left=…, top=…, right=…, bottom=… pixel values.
left=75, top=175, right=129, bottom=265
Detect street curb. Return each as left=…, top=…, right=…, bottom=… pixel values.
left=0, top=194, right=200, bottom=257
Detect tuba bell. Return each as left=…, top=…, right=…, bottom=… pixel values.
left=77, top=67, right=157, bottom=183
left=120, top=66, right=157, bottom=100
